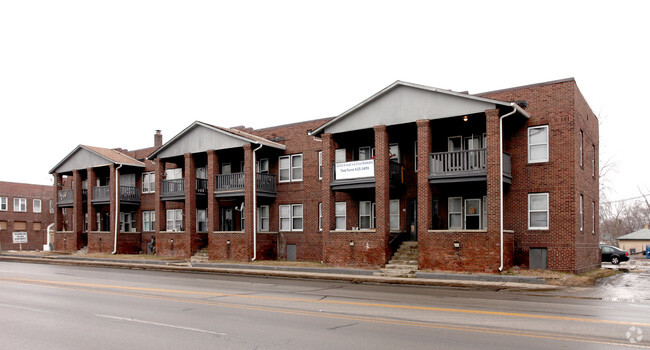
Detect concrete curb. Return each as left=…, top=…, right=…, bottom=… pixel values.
left=0, top=254, right=559, bottom=291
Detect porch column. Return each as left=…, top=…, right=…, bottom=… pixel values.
left=207, top=150, right=219, bottom=232
left=108, top=164, right=118, bottom=251
left=373, top=125, right=390, bottom=263
left=87, top=167, right=97, bottom=232
left=155, top=159, right=166, bottom=233
left=243, top=144, right=254, bottom=259
left=53, top=173, right=63, bottom=232
left=485, top=109, right=503, bottom=270
left=320, top=133, right=336, bottom=264
left=416, top=119, right=433, bottom=235
left=72, top=169, right=84, bottom=250
left=184, top=153, right=197, bottom=254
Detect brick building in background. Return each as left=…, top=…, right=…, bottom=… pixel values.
left=49, top=78, right=599, bottom=274
left=0, top=181, right=55, bottom=250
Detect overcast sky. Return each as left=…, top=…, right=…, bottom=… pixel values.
left=1, top=1, right=647, bottom=202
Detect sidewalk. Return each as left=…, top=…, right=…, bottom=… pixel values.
left=0, top=252, right=560, bottom=292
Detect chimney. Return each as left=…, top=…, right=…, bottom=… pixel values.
left=154, top=130, right=162, bottom=147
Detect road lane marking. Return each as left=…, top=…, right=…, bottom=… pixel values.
left=95, top=314, right=226, bottom=336
left=3, top=278, right=649, bottom=349
left=0, top=302, right=48, bottom=313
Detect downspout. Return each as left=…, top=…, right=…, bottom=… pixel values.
left=45, top=223, right=55, bottom=251
left=112, top=163, right=123, bottom=254
left=251, top=143, right=263, bottom=261
left=498, top=105, right=518, bottom=271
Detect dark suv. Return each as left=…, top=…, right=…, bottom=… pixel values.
left=600, top=245, right=630, bottom=265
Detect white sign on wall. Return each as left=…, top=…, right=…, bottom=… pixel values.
left=13, top=232, right=28, bottom=244
left=335, top=160, right=375, bottom=180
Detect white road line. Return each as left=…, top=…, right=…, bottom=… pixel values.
left=95, top=314, right=226, bottom=336
left=0, top=303, right=47, bottom=312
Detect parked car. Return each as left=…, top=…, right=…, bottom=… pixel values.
left=599, top=245, right=630, bottom=265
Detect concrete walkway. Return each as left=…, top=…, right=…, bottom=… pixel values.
left=0, top=252, right=560, bottom=292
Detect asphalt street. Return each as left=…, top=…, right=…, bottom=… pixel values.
left=1, top=261, right=649, bottom=349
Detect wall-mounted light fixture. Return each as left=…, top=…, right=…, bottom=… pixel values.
left=170, top=238, right=174, bottom=244
left=226, top=240, right=231, bottom=245
left=463, top=115, right=469, bottom=122
left=349, top=241, right=354, bottom=247
left=453, top=241, right=461, bottom=249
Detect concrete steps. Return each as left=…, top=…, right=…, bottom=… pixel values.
left=74, top=246, right=88, bottom=255
left=374, top=241, right=418, bottom=278
left=190, top=247, right=209, bottom=264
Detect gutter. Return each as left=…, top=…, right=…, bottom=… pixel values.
left=251, top=143, right=263, bottom=261
left=498, top=104, right=518, bottom=271
left=112, top=164, right=123, bottom=254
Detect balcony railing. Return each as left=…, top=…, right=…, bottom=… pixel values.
left=161, top=178, right=208, bottom=199
left=91, top=185, right=140, bottom=204
left=57, top=189, right=87, bottom=207
left=429, top=149, right=512, bottom=182
left=120, top=185, right=140, bottom=202
left=214, top=172, right=277, bottom=195
left=92, top=186, right=110, bottom=202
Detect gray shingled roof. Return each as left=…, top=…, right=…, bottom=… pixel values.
left=617, top=228, right=650, bottom=240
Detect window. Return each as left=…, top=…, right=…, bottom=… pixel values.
left=258, top=159, right=269, bottom=174
left=390, top=199, right=400, bottom=231
left=359, top=201, right=375, bottom=229
left=414, top=141, right=418, bottom=172
left=359, top=146, right=372, bottom=160
left=318, top=151, right=322, bottom=180
left=221, top=163, right=231, bottom=174
left=592, top=145, right=596, bottom=177
left=318, top=203, right=322, bottom=231
left=196, top=167, right=207, bottom=179
left=165, top=168, right=182, bottom=179
left=335, top=148, right=346, bottom=163
left=166, top=209, right=183, bottom=231
left=592, top=201, right=596, bottom=234
left=279, top=204, right=303, bottom=231
left=482, top=196, right=487, bottom=230
left=258, top=205, right=269, bottom=231
left=528, top=126, right=549, bottom=163
left=448, top=136, right=462, bottom=152
left=279, top=154, right=303, bottom=182
left=14, top=198, right=26, bottom=212
left=84, top=213, right=88, bottom=232
left=197, top=209, right=207, bottom=232
left=142, top=172, right=155, bottom=193
left=389, top=144, right=400, bottom=163
left=448, top=197, right=462, bottom=229
left=335, top=202, right=346, bottom=230
left=580, top=194, right=584, bottom=232
left=120, top=212, right=136, bottom=232
left=528, top=193, right=549, bottom=230
left=579, top=130, right=584, bottom=167
left=32, top=199, right=41, bottom=213
left=0, top=197, right=7, bottom=211
left=49, top=200, right=54, bottom=213
left=465, top=199, right=481, bottom=230
left=143, top=211, right=155, bottom=232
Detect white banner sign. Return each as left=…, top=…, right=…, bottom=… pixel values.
left=335, top=160, right=374, bottom=180
left=13, top=232, right=28, bottom=244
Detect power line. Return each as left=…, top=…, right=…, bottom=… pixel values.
left=602, top=193, right=650, bottom=204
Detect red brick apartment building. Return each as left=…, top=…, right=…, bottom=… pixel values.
left=50, top=78, right=599, bottom=273
left=0, top=181, right=55, bottom=250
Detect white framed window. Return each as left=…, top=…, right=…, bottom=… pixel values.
left=279, top=204, right=303, bottom=231
left=389, top=144, right=400, bottom=163
left=335, top=148, right=346, bottom=163
left=84, top=213, right=88, bottom=232
left=592, top=145, right=596, bottom=177
left=414, top=141, right=418, bottom=172
left=528, top=126, right=549, bottom=163
left=165, top=168, right=182, bottom=179
left=318, top=151, right=322, bottom=180
left=279, top=154, right=303, bottom=182
left=143, top=211, right=155, bottom=232
left=528, top=193, right=549, bottom=230
left=580, top=194, right=584, bottom=232
left=14, top=198, right=26, bottom=212
left=390, top=199, right=400, bottom=231
left=448, top=197, right=462, bottom=229
left=318, top=202, right=322, bottom=231
left=120, top=211, right=136, bottom=232
left=335, top=202, right=346, bottom=230
left=592, top=201, right=596, bottom=234
left=33, top=199, right=41, bottom=213
left=166, top=209, right=183, bottom=231
left=49, top=200, right=54, bottom=213
left=482, top=196, right=487, bottom=230
left=258, top=158, right=269, bottom=174
left=359, top=201, right=375, bottom=229
left=0, top=197, right=7, bottom=211
left=464, top=199, right=481, bottom=230
left=258, top=205, right=269, bottom=231
left=196, top=209, right=207, bottom=232
left=579, top=130, right=584, bottom=167
left=142, top=172, right=155, bottom=193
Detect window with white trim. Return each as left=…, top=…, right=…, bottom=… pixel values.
left=528, top=126, right=549, bottom=163
left=143, top=211, right=155, bottom=232
left=166, top=209, right=183, bottom=231
left=579, top=130, right=584, bottom=167
left=14, top=198, right=26, bottom=212
left=335, top=149, right=346, bottom=163
left=49, top=200, right=54, bottom=213
left=448, top=197, right=462, bottom=229
left=482, top=196, right=487, bottom=230
left=464, top=199, right=481, bottom=230
left=389, top=144, right=400, bottom=163
left=335, top=202, right=346, bottom=230
left=528, top=193, right=549, bottom=230
left=33, top=199, right=41, bottom=213
left=318, top=151, right=322, bottom=180
left=279, top=154, right=303, bottom=182
left=0, top=197, right=7, bottom=211
left=592, top=145, right=596, bottom=177
left=196, top=209, right=207, bottom=232
left=359, top=201, right=375, bottom=229
left=592, top=201, right=596, bottom=234
left=414, top=141, right=418, bottom=172
left=318, top=202, right=322, bottom=231
left=258, top=158, right=269, bottom=174
left=120, top=211, right=136, bottom=232
left=279, top=204, right=303, bottom=231
left=258, top=205, right=269, bottom=231
left=142, top=172, right=155, bottom=193
left=390, top=199, right=400, bottom=231
left=580, top=194, right=584, bottom=232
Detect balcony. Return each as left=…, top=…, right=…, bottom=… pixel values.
left=57, top=189, right=87, bottom=208
left=428, top=149, right=511, bottom=184
left=91, top=185, right=141, bottom=205
left=330, top=160, right=402, bottom=190
left=161, top=178, right=209, bottom=201
left=214, top=173, right=277, bottom=198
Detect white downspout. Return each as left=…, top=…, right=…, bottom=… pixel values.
left=251, top=143, right=263, bottom=261
left=44, top=223, right=55, bottom=251
left=112, top=163, right=123, bottom=254
left=498, top=105, right=518, bottom=271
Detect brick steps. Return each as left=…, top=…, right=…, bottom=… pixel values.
left=190, top=247, right=209, bottom=263
left=374, top=241, right=418, bottom=278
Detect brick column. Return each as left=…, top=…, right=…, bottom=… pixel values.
left=207, top=150, right=219, bottom=232
left=184, top=153, right=197, bottom=254
left=72, top=170, right=84, bottom=250
left=320, top=134, right=336, bottom=264
left=87, top=167, right=97, bottom=232
left=243, top=144, right=254, bottom=260
left=53, top=173, right=63, bottom=232
left=155, top=159, right=166, bottom=233
left=416, top=120, right=433, bottom=236
left=108, top=164, right=118, bottom=252
left=485, top=108, right=503, bottom=271
left=373, top=125, right=390, bottom=263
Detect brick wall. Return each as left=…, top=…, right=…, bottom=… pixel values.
left=0, top=181, right=55, bottom=251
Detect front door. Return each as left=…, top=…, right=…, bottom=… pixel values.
left=220, top=207, right=234, bottom=231
left=407, top=199, right=417, bottom=241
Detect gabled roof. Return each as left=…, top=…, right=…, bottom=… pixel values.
left=50, top=145, right=145, bottom=174
left=311, top=80, right=529, bottom=135
left=148, top=121, right=285, bottom=160
left=617, top=228, right=650, bottom=240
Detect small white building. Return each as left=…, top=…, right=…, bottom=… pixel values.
left=617, top=227, right=650, bottom=254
